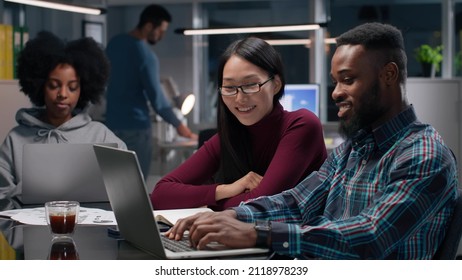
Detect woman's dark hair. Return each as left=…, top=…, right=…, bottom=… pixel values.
left=16, top=31, right=110, bottom=110
left=215, top=37, right=285, bottom=184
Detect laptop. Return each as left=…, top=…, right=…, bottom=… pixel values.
left=20, top=143, right=117, bottom=205
left=93, top=144, right=270, bottom=259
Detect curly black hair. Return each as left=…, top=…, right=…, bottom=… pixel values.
left=16, top=31, right=110, bottom=110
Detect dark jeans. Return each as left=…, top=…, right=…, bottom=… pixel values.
left=113, top=128, right=152, bottom=180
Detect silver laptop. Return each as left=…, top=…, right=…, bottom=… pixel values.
left=93, top=144, right=270, bottom=259
left=20, top=143, right=117, bottom=205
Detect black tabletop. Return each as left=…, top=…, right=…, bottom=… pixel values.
left=0, top=218, right=156, bottom=260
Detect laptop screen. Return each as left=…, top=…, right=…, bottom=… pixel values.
left=21, top=143, right=116, bottom=204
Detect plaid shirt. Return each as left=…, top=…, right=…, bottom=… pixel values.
left=234, top=106, right=459, bottom=259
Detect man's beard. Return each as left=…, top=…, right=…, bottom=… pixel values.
left=338, top=82, right=386, bottom=140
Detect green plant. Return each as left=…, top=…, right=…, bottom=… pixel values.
left=455, top=51, right=462, bottom=74
left=414, top=44, right=443, bottom=72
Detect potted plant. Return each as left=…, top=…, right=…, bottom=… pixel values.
left=414, top=44, right=443, bottom=78
left=455, top=50, right=462, bottom=76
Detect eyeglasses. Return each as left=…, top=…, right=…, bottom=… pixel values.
left=219, top=76, right=274, bottom=96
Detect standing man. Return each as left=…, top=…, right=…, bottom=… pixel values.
left=105, top=4, right=197, bottom=179
left=167, top=22, right=459, bottom=259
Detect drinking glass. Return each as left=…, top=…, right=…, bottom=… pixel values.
left=45, top=201, right=80, bottom=239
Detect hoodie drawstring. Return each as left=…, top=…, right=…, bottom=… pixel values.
left=36, top=129, right=69, bottom=142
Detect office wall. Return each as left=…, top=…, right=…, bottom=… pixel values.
left=23, top=7, right=84, bottom=42
left=0, top=80, right=31, bottom=143
left=407, top=78, right=462, bottom=180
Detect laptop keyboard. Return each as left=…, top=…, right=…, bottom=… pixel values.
left=161, top=235, right=195, bottom=252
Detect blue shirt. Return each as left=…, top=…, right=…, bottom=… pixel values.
left=105, top=34, right=180, bottom=130
left=234, top=106, right=459, bottom=259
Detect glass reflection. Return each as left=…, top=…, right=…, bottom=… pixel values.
left=48, top=237, right=79, bottom=260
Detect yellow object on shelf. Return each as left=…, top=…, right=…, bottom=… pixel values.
left=4, top=24, right=14, bottom=80
left=0, top=24, right=6, bottom=80
left=0, top=24, right=28, bottom=80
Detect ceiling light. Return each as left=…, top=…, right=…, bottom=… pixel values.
left=5, top=0, right=104, bottom=15
left=265, top=38, right=337, bottom=47
left=265, top=39, right=312, bottom=46
left=176, top=24, right=325, bottom=36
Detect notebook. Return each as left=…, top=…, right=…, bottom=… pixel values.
left=20, top=143, right=117, bottom=205
left=93, top=144, right=270, bottom=259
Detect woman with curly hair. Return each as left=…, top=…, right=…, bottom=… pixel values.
left=0, top=31, right=126, bottom=208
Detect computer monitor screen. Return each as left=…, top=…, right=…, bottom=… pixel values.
left=280, top=84, right=320, bottom=117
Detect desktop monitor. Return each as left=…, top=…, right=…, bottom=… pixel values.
left=280, top=84, right=320, bottom=117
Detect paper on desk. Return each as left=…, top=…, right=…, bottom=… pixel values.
left=154, top=208, right=213, bottom=226
left=1, top=207, right=213, bottom=226
left=0, top=208, right=30, bottom=218
left=5, top=207, right=116, bottom=226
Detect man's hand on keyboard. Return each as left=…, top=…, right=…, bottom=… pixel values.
left=166, top=210, right=256, bottom=250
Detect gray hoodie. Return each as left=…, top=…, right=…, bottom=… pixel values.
left=0, top=107, right=126, bottom=208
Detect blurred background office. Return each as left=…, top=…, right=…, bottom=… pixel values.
left=1, top=0, right=462, bottom=177
left=1, top=0, right=461, bottom=259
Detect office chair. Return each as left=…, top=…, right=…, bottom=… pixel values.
left=433, top=188, right=462, bottom=260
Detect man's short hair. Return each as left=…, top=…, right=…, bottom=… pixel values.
left=336, top=22, right=407, bottom=83
left=137, top=4, right=172, bottom=29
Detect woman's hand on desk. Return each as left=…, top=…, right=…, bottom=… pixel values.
left=215, top=171, right=262, bottom=201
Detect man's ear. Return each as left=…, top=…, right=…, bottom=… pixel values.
left=382, top=62, right=399, bottom=86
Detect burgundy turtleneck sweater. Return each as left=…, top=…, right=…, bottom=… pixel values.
left=151, top=103, right=327, bottom=211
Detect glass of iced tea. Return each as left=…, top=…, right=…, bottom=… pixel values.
left=45, top=201, right=80, bottom=238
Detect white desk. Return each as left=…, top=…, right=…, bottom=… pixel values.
left=157, top=139, right=198, bottom=175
